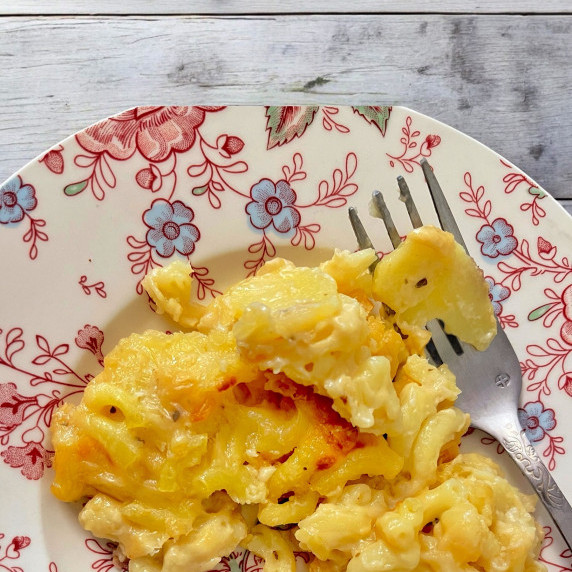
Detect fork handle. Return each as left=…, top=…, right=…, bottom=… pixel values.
left=486, top=414, right=572, bottom=551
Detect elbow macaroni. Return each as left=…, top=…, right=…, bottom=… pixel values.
left=50, top=226, right=546, bottom=572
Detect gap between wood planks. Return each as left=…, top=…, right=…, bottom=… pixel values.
left=3, top=0, right=571, bottom=16
left=1, top=11, right=572, bottom=17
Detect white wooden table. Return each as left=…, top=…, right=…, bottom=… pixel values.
left=1, top=1, right=571, bottom=215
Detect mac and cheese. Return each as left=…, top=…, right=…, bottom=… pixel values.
left=51, top=226, right=545, bottom=572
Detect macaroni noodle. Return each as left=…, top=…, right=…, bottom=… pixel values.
left=50, top=226, right=545, bottom=572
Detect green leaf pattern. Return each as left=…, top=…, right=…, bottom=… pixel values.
left=265, top=106, right=319, bottom=149
left=63, top=179, right=88, bottom=197
left=352, top=106, right=392, bottom=136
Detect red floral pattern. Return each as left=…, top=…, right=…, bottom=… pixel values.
left=135, top=164, right=162, bottom=192
left=78, top=276, right=107, bottom=298
left=0, top=533, right=31, bottom=571
left=501, top=158, right=547, bottom=226
left=75, top=325, right=105, bottom=366
left=59, top=108, right=361, bottom=292
left=64, top=106, right=226, bottom=200
left=40, top=146, right=64, bottom=175
left=0, top=383, right=33, bottom=431
left=0, top=531, right=132, bottom=572
left=76, top=106, right=224, bottom=162
left=0, top=175, right=48, bottom=260
left=387, top=115, right=441, bottom=172
left=0, top=326, right=104, bottom=479
left=1, top=442, right=53, bottom=480
left=539, top=526, right=572, bottom=570
left=321, top=106, right=351, bottom=133
left=264, top=106, right=389, bottom=149
left=1, top=105, right=570, bottom=570
left=458, top=169, right=570, bottom=469
left=187, top=133, right=248, bottom=209
left=243, top=151, right=358, bottom=275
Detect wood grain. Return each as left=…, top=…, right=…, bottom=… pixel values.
left=2, top=1, right=572, bottom=15
left=0, top=15, right=570, bottom=213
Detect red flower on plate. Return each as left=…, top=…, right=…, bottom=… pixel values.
left=0, top=383, right=37, bottom=431
left=424, top=134, right=441, bottom=150
left=560, top=285, right=572, bottom=346
left=7, top=535, right=31, bottom=557
left=75, top=324, right=105, bottom=366
left=563, top=284, right=572, bottom=321
left=1, top=442, right=54, bottom=480
left=561, top=373, right=572, bottom=397
left=76, top=106, right=224, bottom=162
left=136, top=164, right=163, bottom=192
left=218, top=135, right=245, bottom=158
left=561, top=321, right=572, bottom=346
left=537, top=236, right=556, bottom=259
left=40, top=148, right=65, bottom=174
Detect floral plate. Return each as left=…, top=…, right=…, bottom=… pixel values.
left=1, top=106, right=571, bottom=571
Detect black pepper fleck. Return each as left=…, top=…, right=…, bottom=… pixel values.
left=382, top=303, right=396, bottom=316
left=393, top=324, right=409, bottom=340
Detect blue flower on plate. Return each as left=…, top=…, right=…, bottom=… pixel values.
left=517, top=401, right=556, bottom=443
left=246, top=179, right=301, bottom=233
left=0, top=176, right=37, bottom=224
left=485, top=277, right=510, bottom=316
left=144, top=198, right=200, bottom=257
left=476, top=218, right=517, bottom=258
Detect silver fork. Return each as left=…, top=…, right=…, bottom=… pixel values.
left=348, top=158, right=572, bottom=550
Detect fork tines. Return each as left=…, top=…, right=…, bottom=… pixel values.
left=419, top=159, right=467, bottom=251
left=348, top=159, right=465, bottom=366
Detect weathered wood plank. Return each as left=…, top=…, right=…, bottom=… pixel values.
left=2, top=1, right=572, bottom=15
left=0, top=15, right=570, bottom=202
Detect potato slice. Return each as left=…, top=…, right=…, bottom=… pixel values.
left=372, top=226, right=496, bottom=350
